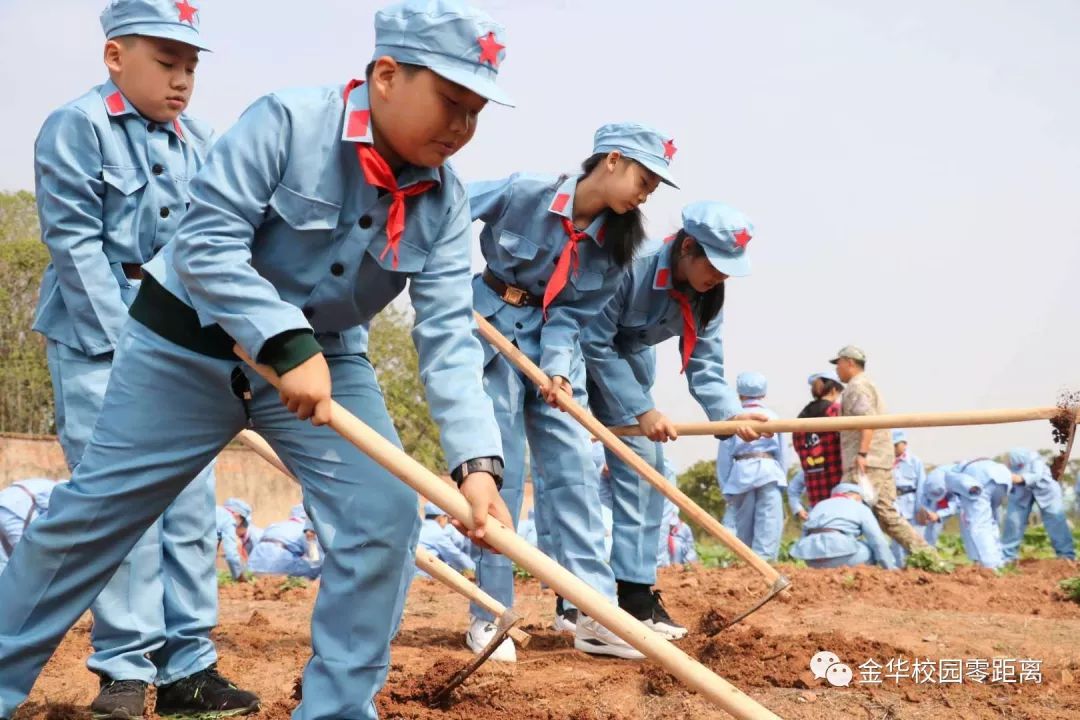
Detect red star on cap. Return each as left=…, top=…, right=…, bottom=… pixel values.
left=734, top=229, right=751, bottom=248
left=662, top=138, right=677, bottom=161
left=176, top=0, right=198, bottom=25
left=477, top=31, right=505, bottom=68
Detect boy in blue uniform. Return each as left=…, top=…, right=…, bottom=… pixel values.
left=0, top=479, right=58, bottom=575
left=28, top=2, right=255, bottom=716
left=717, top=372, right=787, bottom=561
left=790, top=483, right=897, bottom=569
left=415, top=501, right=475, bottom=577
left=923, top=460, right=1009, bottom=569
left=1001, top=448, right=1075, bottom=561
left=0, top=2, right=513, bottom=718
left=248, top=505, right=323, bottom=580
left=215, top=498, right=257, bottom=581
left=657, top=499, right=699, bottom=568
left=890, top=430, right=929, bottom=565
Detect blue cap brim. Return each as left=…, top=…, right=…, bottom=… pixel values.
left=702, top=244, right=751, bottom=277
left=108, top=22, right=211, bottom=51
left=595, top=146, right=678, bottom=188
left=428, top=63, right=514, bottom=107
left=637, top=156, right=678, bottom=188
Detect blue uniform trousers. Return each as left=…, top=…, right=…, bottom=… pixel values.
left=471, top=348, right=615, bottom=622
left=2, top=321, right=420, bottom=720
left=46, top=338, right=218, bottom=684
left=723, top=482, right=783, bottom=561
left=1001, top=490, right=1075, bottom=561
left=805, top=541, right=874, bottom=568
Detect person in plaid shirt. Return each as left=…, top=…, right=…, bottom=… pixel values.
left=793, top=370, right=844, bottom=508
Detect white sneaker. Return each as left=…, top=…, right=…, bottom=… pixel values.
left=553, top=607, right=578, bottom=633
left=466, top=617, right=517, bottom=663
left=645, top=616, right=688, bottom=641
left=573, top=615, right=645, bottom=660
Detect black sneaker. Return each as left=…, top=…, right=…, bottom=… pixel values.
left=155, top=665, right=259, bottom=719
left=91, top=678, right=147, bottom=719
left=619, top=584, right=687, bottom=640
left=553, top=596, right=578, bottom=633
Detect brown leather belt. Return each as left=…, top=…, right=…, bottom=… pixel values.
left=482, top=268, right=542, bottom=308
left=121, top=263, right=144, bottom=280
left=807, top=527, right=842, bottom=535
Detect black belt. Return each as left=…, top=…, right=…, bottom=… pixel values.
left=130, top=275, right=238, bottom=360
left=896, top=487, right=917, bottom=496
left=482, top=268, right=542, bottom=308
left=121, top=263, right=144, bottom=280
left=807, top=527, right=842, bottom=535
left=734, top=452, right=775, bottom=461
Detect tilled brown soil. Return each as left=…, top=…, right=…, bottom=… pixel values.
left=13, top=559, right=1080, bottom=719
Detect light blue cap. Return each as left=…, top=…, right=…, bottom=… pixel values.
left=592, top=122, right=678, bottom=188
left=736, top=371, right=767, bottom=398
left=807, top=369, right=841, bottom=386
left=1005, top=447, right=1034, bottom=471
left=290, top=504, right=308, bottom=521
left=892, top=430, right=907, bottom=445
left=101, top=0, right=210, bottom=51
left=224, top=497, right=252, bottom=521
left=681, top=201, right=754, bottom=277
left=831, top=482, right=865, bottom=501
left=373, top=0, right=513, bottom=106
left=423, top=501, right=445, bottom=518
left=923, top=467, right=948, bottom=502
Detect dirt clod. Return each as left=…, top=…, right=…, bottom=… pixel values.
left=697, top=608, right=730, bottom=637
left=414, top=656, right=470, bottom=706
left=641, top=665, right=680, bottom=696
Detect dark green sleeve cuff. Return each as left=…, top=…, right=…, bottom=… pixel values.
left=258, top=330, right=322, bottom=376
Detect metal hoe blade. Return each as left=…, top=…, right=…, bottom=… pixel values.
left=428, top=608, right=522, bottom=707
left=724, top=575, right=791, bottom=630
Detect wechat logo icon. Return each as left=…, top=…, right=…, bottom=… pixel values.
left=809, top=650, right=853, bottom=687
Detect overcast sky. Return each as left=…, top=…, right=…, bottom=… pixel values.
left=1, top=1, right=1077, bottom=471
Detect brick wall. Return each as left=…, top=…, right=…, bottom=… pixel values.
left=1, top=433, right=300, bottom=528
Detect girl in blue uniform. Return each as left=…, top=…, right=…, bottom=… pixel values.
left=580, top=201, right=766, bottom=640
left=467, top=122, right=676, bottom=661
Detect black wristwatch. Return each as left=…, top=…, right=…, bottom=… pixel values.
left=450, top=456, right=504, bottom=491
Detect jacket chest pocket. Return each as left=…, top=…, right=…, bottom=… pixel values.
left=101, top=165, right=148, bottom=241
left=569, top=267, right=603, bottom=292
left=496, top=229, right=540, bottom=261
left=364, top=235, right=430, bottom=275
left=268, top=183, right=342, bottom=235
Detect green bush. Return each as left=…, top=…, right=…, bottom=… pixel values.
left=905, top=549, right=955, bottom=574
left=0, top=191, right=53, bottom=435
left=1059, top=577, right=1080, bottom=604
left=675, top=459, right=724, bottom=538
